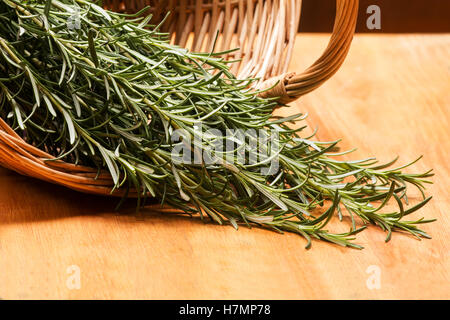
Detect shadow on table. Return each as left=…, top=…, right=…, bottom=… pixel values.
left=0, top=168, right=169, bottom=224
left=0, top=168, right=242, bottom=236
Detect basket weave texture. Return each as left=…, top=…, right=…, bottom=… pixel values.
left=104, top=0, right=359, bottom=103
left=0, top=0, right=359, bottom=196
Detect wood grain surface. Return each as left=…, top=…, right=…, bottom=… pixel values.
left=0, top=34, right=449, bottom=300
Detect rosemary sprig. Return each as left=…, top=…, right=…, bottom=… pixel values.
left=0, top=0, right=435, bottom=248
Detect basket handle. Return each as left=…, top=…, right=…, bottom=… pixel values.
left=259, top=0, right=359, bottom=104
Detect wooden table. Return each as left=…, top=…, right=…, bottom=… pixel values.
left=0, top=34, right=449, bottom=299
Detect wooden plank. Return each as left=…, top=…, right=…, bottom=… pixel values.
left=0, top=34, right=448, bottom=299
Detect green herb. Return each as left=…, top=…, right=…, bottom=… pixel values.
left=0, top=0, right=435, bottom=249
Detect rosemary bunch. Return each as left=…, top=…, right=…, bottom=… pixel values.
left=0, top=0, right=434, bottom=248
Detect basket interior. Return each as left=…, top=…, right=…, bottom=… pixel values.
left=103, top=0, right=302, bottom=80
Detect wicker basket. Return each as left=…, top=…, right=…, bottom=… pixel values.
left=0, top=0, right=359, bottom=196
